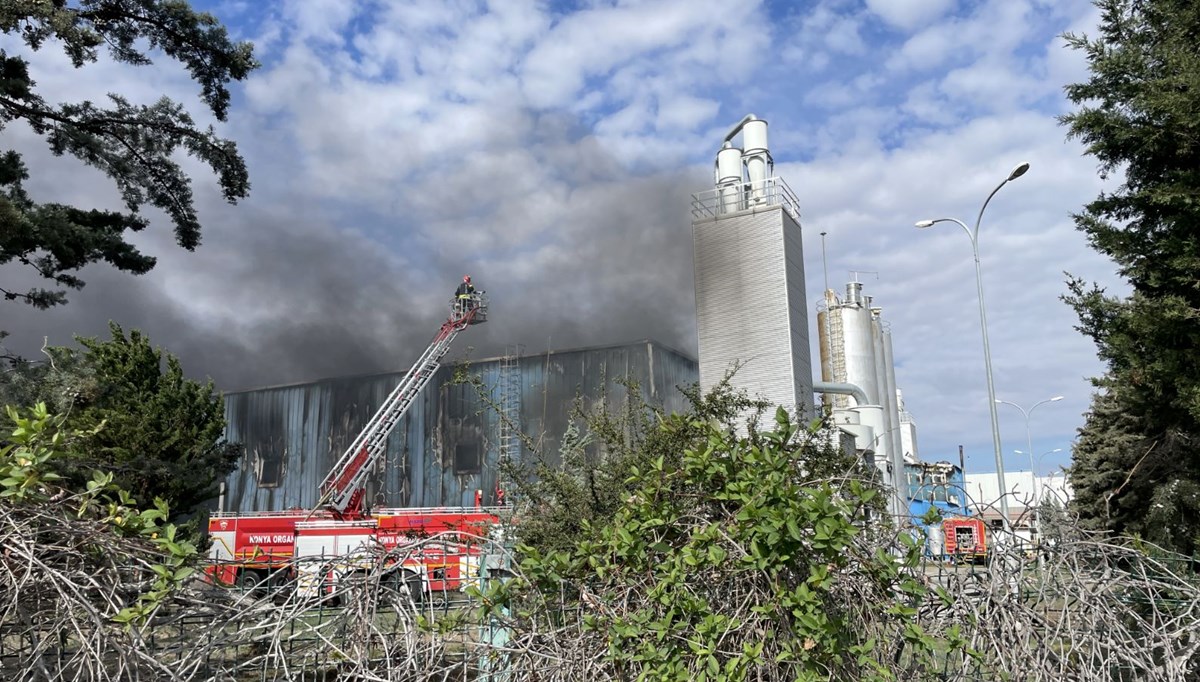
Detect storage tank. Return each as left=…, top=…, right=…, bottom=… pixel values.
left=742, top=118, right=771, bottom=203
left=881, top=327, right=904, bottom=468
left=871, top=312, right=904, bottom=511
left=816, top=279, right=917, bottom=520
left=820, top=282, right=880, bottom=409
left=715, top=143, right=743, bottom=214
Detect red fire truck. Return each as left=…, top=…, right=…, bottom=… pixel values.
left=206, top=284, right=498, bottom=596
left=942, top=517, right=988, bottom=563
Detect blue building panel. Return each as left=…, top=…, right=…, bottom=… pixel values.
left=904, top=460, right=972, bottom=556
left=218, top=340, right=698, bottom=513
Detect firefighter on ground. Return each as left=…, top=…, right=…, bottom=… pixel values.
left=455, top=275, right=476, bottom=314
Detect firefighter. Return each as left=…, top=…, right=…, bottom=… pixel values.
left=455, top=275, right=475, bottom=315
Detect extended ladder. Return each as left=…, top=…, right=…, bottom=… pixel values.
left=319, top=293, right=487, bottom=517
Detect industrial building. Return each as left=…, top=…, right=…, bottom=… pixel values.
left=215, top=115, right=927, bottom=517
left=690, top=115, right=812, bottom=418
left=815, top=280, right=917, bottom=518
left=218, top=340, right=696, bottom=512
left=965, top=470, right=1073, bottom=543
left=906, top=460, right=969, bottom=517
left=905, top=459, right=970, bottom=555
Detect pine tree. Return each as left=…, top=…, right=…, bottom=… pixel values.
left=0, top=0, right=256, bottom=310
left=1061, top=0, right=1200, bottom=553
left=0, top=323, right=239, bottom=521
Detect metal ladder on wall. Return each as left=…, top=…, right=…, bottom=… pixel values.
left=828, top=304, right=848, bottom=410
left=497, top=345, right=523, bottom=500
left=319, top=295, right=487, bottom=517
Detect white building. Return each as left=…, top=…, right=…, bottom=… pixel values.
left=897, top=389, right=918, bottom=462
left=965, top=470, right=1072, bottom=529
left=691, top=115, right=812, bottom=418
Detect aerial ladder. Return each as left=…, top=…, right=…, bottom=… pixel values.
left=318, top=290, right=487, bottom=518
left=206, top=283, right=490, bottom=592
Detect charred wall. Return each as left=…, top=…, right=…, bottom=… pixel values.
left=218, top=340, right=698, bottom=513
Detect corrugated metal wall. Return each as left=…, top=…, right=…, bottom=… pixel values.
left=692, top=204, right=812, bottom=415
left=219, top=340, right=697, bottom=513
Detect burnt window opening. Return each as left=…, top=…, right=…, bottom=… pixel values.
left=252, top=445, right=285, bottom=489
left=455, top=441, right=481, bottom=474
left=447, top=386, right=483, bottom=474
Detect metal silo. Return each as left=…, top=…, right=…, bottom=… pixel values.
left=816, top=280, right=917, bottom=518
left=818, top=282, right=880, bottom=410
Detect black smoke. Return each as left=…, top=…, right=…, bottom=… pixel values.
left=2, top=112, right=706, bottom=391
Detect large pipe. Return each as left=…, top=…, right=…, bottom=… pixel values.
left=722, top=113, right=759, bottom=144
left=814, top=380, right=869, bottom=406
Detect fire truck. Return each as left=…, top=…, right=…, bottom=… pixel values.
left=942, top=517, right=988, bottom=563
left=207, top=284, right=498, bottom=598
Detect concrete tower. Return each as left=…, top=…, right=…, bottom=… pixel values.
left=691, top=115, right=812, bottom=419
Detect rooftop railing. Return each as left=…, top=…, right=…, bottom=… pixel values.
left=690, top=176, right=801, bottom=222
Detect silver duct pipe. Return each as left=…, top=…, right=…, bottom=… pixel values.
left=813, top=380, right=870, bottom=406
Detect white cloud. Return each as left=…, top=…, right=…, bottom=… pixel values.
left=277, top=0, right=361, bottom=46
left=939, top=58, right=1048, bottom=111
left=825, top=14, right=868, bottom=55
left=898, top=80, right=961, bottom=125
left=520, top=0, right=756, bottom=109
left=0, top=0, right=1114, bottom=477
left=886, top=0, right=1038, bottom=74
left=655, top=95, right=721, bottom=131
left=864, top=0, right=957, bottom=32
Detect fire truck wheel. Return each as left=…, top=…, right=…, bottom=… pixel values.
left=235, top=570, right=266, bottom=598
left=384, top=569, right=425, bottom=607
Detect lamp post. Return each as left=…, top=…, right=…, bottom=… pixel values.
left=1013, top=447, right=1065, bottom=477
left=1035, top=448, right=1066, bottom=507
left=998, top=396, right=1063, bottom=542
left=916, top=161, right=1030, bottom=527
left=1017, top=446, right=1064, bottom=505
left=1035, top=448, right=1064, bottom=476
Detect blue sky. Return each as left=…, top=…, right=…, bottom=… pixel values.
left=2, top=0, right=1121, bottom=478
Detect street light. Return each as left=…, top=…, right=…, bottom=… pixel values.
left=1012, top=447, right=1066, bottom=477
left=998, top=396, right=1063, bottom=539
left=1017, top=444, right=1065, bottom=509
left=998, top=396, right=1063, bottom=476
left=1035, top=448, right=1066, bottom=507
left=915, top=161, right=1031, bottom=527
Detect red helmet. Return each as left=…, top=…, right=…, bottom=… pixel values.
left=463, top=275, right=471, bottom=283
